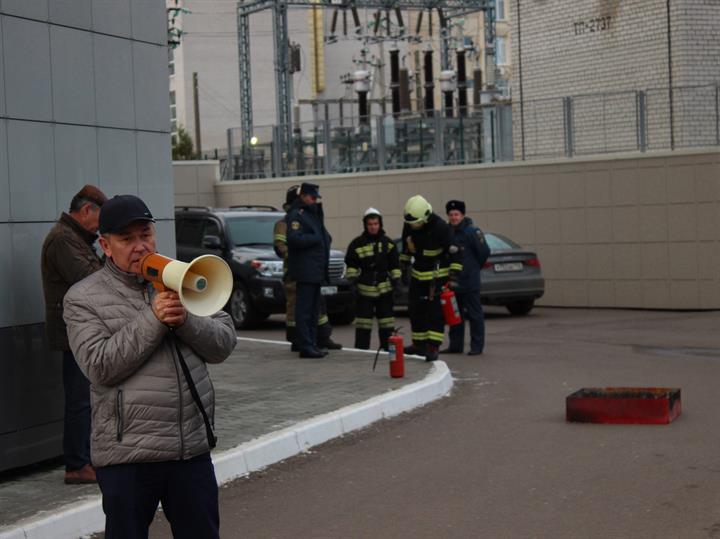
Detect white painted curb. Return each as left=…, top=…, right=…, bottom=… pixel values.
left=0, top=341, right=452, bottom=539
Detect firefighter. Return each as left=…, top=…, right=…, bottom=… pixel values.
left=274, top=185, right=341, bottom=353
left=345, top=208, right=401, bottom=350
left=443, top=200, right=491, bottom=355
left=400, top=195, right=462, bottom=362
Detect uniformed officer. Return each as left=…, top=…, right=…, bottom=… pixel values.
left=285, top=182, right=332, bottom=358
left=274, top=185, right=341, bottom=352
left=400, top=195, right=462, bottom=362
left=345, top=208, right=401, bottom=350
left=443, top=200, right=491, bottom=355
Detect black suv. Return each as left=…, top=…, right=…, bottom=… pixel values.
left=175, top=206, right=355, bottom=328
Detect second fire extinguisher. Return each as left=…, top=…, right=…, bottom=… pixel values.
left=440, top=284, right=462, bottom=326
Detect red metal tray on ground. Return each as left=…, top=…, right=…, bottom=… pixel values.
left=566, top=387, right=682, bottom=424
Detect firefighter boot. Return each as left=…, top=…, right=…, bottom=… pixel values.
left=404, top=341, right=426, bottom=356
left=378, top=328, right=393, bottom=351
left=354, top=328, right=371, bottom=350
left=317, top=323, right=343, bottom=350
left=425, top=343, right=439, bottom=362
left=286, top=326, right=299, bottom=352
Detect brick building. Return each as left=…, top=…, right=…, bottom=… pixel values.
left=510, top=0, right=720, bottom=159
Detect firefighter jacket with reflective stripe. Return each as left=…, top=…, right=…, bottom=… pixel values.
left=273, top=218, right=290, bottom=278
left=400, top=213, right=462, bottom=282
left=345, top=231, right=401, bottom=297
left=451, top=217, right=491, bottom=293
left=286, top=200, right=331, bottom=284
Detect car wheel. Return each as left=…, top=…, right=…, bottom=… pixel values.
left=227, top=283, right=259, bottom=329
left=506, top=299, right=534, bottom=316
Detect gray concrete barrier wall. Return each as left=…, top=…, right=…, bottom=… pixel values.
left=175, top=149, right=720, bottom=310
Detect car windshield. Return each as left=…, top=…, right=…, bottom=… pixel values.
left=225, top=216, right=279, bottom=246
left=485, top=232, right=520, bottom=252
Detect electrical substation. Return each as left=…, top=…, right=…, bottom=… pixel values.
left=226, top=0, right=510, bottom=179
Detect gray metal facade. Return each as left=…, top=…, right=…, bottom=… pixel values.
left=0, top=0, right=174, bottom=472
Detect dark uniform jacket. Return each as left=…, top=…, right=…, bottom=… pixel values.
left=285, top=200, right=331, bottom=284
left=400, top=213, right=462, bottom=283
left=345, top=230, right=401, bottom=298
left=451, top=217, right=491, bottom=293
left=41, top=212, right=103, bottom=351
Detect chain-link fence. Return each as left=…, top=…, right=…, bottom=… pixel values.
left=223, top=83, right=720, bottom=180
left=224, top=106, right=511, bottom=180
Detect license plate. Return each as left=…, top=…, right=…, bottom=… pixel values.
left=494, top=262, right=523, bottom=273
left=321, top=286, right=338, bottom=296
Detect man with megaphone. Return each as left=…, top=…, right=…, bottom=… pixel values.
left=63, top=195, right=237, bottom=539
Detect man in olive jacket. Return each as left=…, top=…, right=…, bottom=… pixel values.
left=41, top=184, right=107, bottom=484
left=63, top=195, right=237, bottom=539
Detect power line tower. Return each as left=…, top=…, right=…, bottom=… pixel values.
left=235, top=0, right=497, bottom=169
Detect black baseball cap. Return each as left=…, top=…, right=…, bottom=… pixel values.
left=299, top=182, right=321, bottom=198
left=99, top=195, right=155, bottom=234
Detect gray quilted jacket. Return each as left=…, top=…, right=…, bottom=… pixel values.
left=63, top=259, right=237, bottom=467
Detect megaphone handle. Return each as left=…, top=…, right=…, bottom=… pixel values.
left=151, top=281, right=167, bottom=292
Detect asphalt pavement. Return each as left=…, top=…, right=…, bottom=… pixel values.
left=6, top=307, right=720, bottom=539
left=155, top=307, right=720, bottom=539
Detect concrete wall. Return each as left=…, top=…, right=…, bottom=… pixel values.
left=174, top=160, right=219, bottom=208
left=1, top=1, right=173, bottom=471
left=199, top=149, right=720, bottom=310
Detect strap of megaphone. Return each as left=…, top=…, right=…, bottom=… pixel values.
left=169, top=331, right=218, bottom=449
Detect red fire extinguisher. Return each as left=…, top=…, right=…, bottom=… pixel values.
left=440, top=284, right=462, bottom=326
left=388, top=334, right=405, bottom=378
left=373, top=331, right=405, bottom=378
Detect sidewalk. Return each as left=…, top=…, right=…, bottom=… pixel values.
left=0, top=337, right=452, bottom=539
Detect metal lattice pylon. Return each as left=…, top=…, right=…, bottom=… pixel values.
left=236, top=0, right=496, bottom=168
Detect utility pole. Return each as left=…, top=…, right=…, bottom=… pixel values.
left=192, top=72, right=202, bottom=158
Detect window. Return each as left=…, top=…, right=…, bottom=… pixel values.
left=496, top=36, right=507, bottom=65
left=485, top=232, right=519, bottom=252
left=176, top=219, right=204, bottom=247
left=170, top=91, right=176, bottom=106
left=168, top=48, right=175, bottom=76
left=225, top=217, right=278, bottom=246
left=204, top=219, right=221, bottom=238
left=496, top=0, right=506, bottom=20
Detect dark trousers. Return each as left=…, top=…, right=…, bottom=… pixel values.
left=96, top=452, right=219, bottom=539
left=448, top=290, right=485, bottom=353
left=285, top=279, right=332, bottom=345
left=408, top=279, right=445, bottom=347
left=62, top=351, right=91, bottom=471
left=354, top=293, right=395, bottom=350
left=295, top=282, right=321, bottom=353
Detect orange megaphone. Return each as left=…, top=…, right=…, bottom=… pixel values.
left=140, top=253, right=233, bottom=317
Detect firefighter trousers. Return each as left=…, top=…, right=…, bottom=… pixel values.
left=354, top=292, right=395, bottom=350
left=408, top=279, right=445, bottom=348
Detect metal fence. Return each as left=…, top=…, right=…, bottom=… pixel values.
left=517, top=83, right=720, bottom=161
left=223, top=83, right=720, bottom=180
left=224, top=104, right=513, bottom=180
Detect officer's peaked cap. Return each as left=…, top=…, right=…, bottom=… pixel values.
left=299, top=182, right=321, bottom=198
